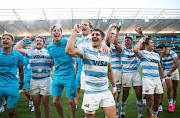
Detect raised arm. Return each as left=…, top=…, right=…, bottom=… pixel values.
left=13, top=35, right=32, bottom=55
left=113, top=25, right=122, bottom=52
left=105, top=23, right=117, bottom=46
left=133, top=37, right=146, bottom=57
left=65, top=24, right=82, bottom=58
left=135, top=25, right=145, bottom=37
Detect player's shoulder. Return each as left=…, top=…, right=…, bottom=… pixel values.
left=12, top=49, right=23, bottom=56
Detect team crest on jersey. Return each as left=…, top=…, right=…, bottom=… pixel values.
left=84, top=104, right=90, bottom=108
left=145, top=90, right=149, bottom=92
left=12, top=58, right=17, bottom=60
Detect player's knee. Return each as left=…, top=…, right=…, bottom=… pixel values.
left=53, top=99, right=59, bottom=105
left=67, top=98, right=75, bottom=105
left=23, top=89, right=29, bottom=94
left=167, top=86, right=173, bottom=91
left=7, top=109, right=16, bottom=116
left=147, top=100, right=154, bottom=108
left=173, top=87, right=178, bottom=92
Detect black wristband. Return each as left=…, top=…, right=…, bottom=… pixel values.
left=20, top=82, right=24, bottom=85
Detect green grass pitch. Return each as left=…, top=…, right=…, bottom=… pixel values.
left=0, top=66, right=180, bottom=118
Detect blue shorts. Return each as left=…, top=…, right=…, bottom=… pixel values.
left=76, top=74, right=81, bottom=88
left=22, top=81, right=30, bottom=90
left=0, top=86, right=19, bottom=109
left=52, top=74, right=77, bottom=98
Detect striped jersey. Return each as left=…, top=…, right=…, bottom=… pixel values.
left=119, top=47, right=139, bottom=72
left=75, top=34, right=92, bottom=49
left=139, top=50, right=160, bottom=79
left=79, top=47, right=111, bottom=94
left=26, top=49, right=51, bottom=79
left=161, top=50, right=178, bottom=72
left=109, top=43, right=122, bottom=70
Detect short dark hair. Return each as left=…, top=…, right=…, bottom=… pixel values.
left=143, top=37, right=152, bottom=47
left=35, top=36, right=45, bottom=44
left=157, top=44, right=166, bottom=49
left=125, top=36, right=133, bottom=41
left=92, top=29, right=105, bottom=38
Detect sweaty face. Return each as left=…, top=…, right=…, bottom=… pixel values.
left=51, top=27, right=62, bottom=41
left=124, top=38, right=132, bottom=49
left=35, top=38, right=44, bottom=50
left=158, top=48, right=165, bottom=54
left=91, top=31, right=103, bottom=49
left=148, top=40, right=155, bottom=51
left=2, top=35, right=13, bottom=49
left=80, top=21, right=92, bottom=37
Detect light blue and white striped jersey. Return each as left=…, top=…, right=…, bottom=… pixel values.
left=109, top=43, right=122, bottom=70
left=75, top=34, right=92, bottom=48
left=26, top=49, right=51, bottom=79
left=161, top=50, right=178, bottom=71
left=120, top=47, right=139, bottom=72
left=140, top=50, right=160, bottom=79
left=79, top=47, right=111, bottom=94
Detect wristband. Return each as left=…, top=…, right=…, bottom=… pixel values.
left=20, top=82, right=24, bottom=85
left=112, top=86, right=117, bottom=94
left=139, top=38, right=144, bottom=43
left=109, top=24, right=113, bottom=29
left=162, top=79, right=165, bottom=83
left=22, top=38, right=26, bottom=42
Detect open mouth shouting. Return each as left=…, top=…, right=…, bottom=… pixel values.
left=54, top=33, right=60, bottom=37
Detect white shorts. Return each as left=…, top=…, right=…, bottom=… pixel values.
left=82, top=91, right=115, bottom=113
left=164, top=69, right=179, bottom=80
left=142, top=78, right=163, bottom=94
left=30, top=77, right=52, bottom=96
left=80, top=71, right=85, bottom=90
left=122, top=71, right=142, bottom=87
left=112, top=69, right=122, bottom=85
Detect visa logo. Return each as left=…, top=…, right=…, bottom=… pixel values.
left=93, top=60, right=107, bottom=66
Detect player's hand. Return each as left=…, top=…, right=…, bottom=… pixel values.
left=125, top=33, right=129, bottom=37
left=19, top=84, right=23, bottom=90
left=25, top=35, right=32, bottom=41
left=165, top=48, right=170, bottom=55
left=167, top=72, right=172, bottom=77
left=113, top=91, right=118, bottom=99
left=74, top=24, right=81, bottom=33
left=102, top=46, right=110, bottom=55
left=162, top=81, right=166, bottom=89
left=135, top=25, right=143, bottom=34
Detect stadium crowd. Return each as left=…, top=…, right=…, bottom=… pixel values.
left=0, top=19, right=179, bottom=118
